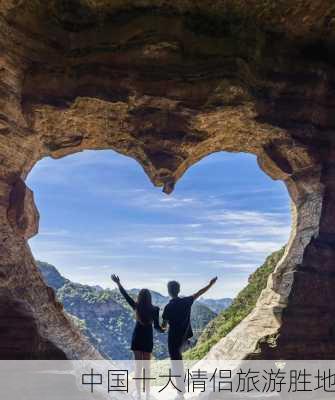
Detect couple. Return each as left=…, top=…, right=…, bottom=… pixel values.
left=111, top=274, right=218, bottom=399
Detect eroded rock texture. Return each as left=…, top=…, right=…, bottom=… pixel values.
left=0, top=0, right=335, bottom=359
left=0, top=289, right=67, bottom=359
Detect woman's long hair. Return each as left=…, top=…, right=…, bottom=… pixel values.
left=136, top=289, right=153, bottom=326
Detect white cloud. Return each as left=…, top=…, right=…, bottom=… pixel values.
left=186, top=223, right=202, bottom=228
left=148, top=236, right=178, bottom=244
left=38, top=229, right=70, bottom=237
left=154, top=196, right=198, bottom=208
left=206, top=210, right=288, bottom=226
left=202, top=261, right=257, bottom=270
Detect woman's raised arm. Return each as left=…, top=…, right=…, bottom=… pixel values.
left=111, top=274, right=136, bottom=310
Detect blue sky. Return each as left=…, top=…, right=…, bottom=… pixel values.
left=27, top=150, right=291, bottom=298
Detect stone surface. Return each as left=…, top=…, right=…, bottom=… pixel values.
left=0, top=0, right=335, bottom=359
left=0, top=289, right=67, bottom=359
left=7, top=178, right=39, bottom=239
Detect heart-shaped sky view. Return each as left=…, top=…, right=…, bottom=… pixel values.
left=27, top=150, right=290, bottom=298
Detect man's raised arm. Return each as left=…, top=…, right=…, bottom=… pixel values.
left=191, top=277, right=218, bottom=301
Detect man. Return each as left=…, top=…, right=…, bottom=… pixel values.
left=162, top=277, right=218, bottom=397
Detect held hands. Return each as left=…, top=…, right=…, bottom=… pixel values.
left=111, top=274, right=120, bottom=285
left=209, top=277, right=218, bottom=286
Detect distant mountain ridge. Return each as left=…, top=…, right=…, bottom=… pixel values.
left=200, top=298, right=233, bottom=314
left=37, top=261, right=231, bottom=359
left=37, top=261, right=68, bottom=289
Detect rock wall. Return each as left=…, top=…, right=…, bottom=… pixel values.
left=0, top=289, right=67, bottom=359
left=0, top=0, right=335, bottom=359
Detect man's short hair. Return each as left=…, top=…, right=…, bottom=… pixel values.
left=167, top=280, right=180, bottom=297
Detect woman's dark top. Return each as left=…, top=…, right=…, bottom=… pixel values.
left=118, top=285, right=161, bottom=353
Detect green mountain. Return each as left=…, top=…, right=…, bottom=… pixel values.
left=185, top=247, right=285, bottom=359
left=36, top=261, right=220, bottom=359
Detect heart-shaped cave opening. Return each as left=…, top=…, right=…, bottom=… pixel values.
left=26, top=149, right=290, bottom=360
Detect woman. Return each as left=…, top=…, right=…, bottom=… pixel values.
left=111, top=274, right=162, bottom=399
